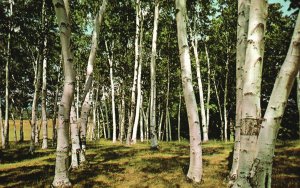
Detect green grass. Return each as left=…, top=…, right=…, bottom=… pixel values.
left=0, top=138, right=299, bottom=187
left=0, top=121, right=299, bottom=187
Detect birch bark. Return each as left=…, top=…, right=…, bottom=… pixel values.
left=149, top=0, right=159, bottom=149
left=175, top=0, right=203, bottom=182
left=52, top=0, right=75, bottom=186
left=230, top=0, right=250, bottom=180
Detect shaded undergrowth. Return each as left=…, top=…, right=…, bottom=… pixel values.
left=0, top=140, right=299, bottom=187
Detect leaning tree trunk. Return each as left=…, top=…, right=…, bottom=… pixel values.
left=132, top=10, right=144, bottom=144
left=78, top=0, right=107, bottom=162
left=233, top=0, right=267, bottom=187
left=191, top=38, right=207, bottom=143
left=230, top=0, right=250, bottom=181
left=127, top=0, right=141, bottom=145
left=149, top=0, right=159, bottom=149
left=175, top=0, right=203, bottom=182
left=52, top=0, right=75, bottom=186
left=249, top=11, right=300, bottom=188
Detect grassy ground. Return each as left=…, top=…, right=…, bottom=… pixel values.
left=0, top=121, right=299, bottom=187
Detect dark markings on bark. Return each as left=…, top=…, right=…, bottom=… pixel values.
left=240, top=118, right=261, bottom=135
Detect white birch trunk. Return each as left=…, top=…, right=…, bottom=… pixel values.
left=41, top=32, right=48, bottom=149
left=52, top=68, right=60, bottom=146
left=249, top=11, right=300, bottom=188
left=70, top=105, right=80, bottom=168
left=52, top=0, right=75, bottom=186
left=149, top=0, right=159, bottom=149
left=127, top=0, right=140, bottom=145
left=175, top=0, right=203, bottom=182
left=191, top=38, right=207, bottom=143
left=78, top=0, right=107, bottom=161
left=233, top=0, right=267, bottom=187
left=203, top=44, right=210, bottom=142
left=297, top=72, right=300, bottom=139
left=3, top=0, right=13, bottom=149
left=230, top=0, right=250, bottom=180
left=178, top=94, right=181, bottom=142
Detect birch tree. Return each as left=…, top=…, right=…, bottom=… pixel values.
left=229, top=0, right=250, bottom=180
left=78, top=0, right=107, bottom=162
left=52, top=0, right=74, bottom=186
left=3, top=0, right=13, bottom=149
left=248, top=11, right=300, bottom=188
left=149, top=0, right=159, bottom=149
left=175, top=0, right=203, bottom=182
left=127, top=0, right=141, bottom=145
left=232, top=0, right=267, bottom=186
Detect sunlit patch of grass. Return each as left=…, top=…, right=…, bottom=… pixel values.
left=0, top=137, right=299, bottom=187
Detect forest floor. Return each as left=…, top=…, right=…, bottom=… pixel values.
left=0, top=121, right=299, bottom=187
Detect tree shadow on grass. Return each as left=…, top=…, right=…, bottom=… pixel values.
left=0, top=165, right=54, bottom=187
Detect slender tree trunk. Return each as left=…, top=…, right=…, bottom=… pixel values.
left=233, top=0, right=267, bottom=187
left=70, top=105, right=80, bottom=168
left=249, top=11, right=300, bottom=188
left=99, top=102, right=107, bottom=139
left=212, top=75, right=224, bottom=139
left=0, top=97, right=4, bottom=147
left=142, top=105, right=149, bottom=141
left=175, top=0, right=203, bottom=182
left=3, top=0, right=13, bottom=149
left=191, top=38, right=207, bottom=144
left=30, top=54, right=41, bottom=153
left=76, top=75, right=80, bottom=119
left=11, top=112, right=17, bottom=143
left=224, top=51, right=229, bottom=142
left=140, top=95, right=144, bottom=142
left=132, top=4, right=144, bottom=144
left=19, top=108, right=24, bottom=142
left=178, top=94, right=181, bottom=142
left=105, top=40, right=117, bottom=143
left=127, top=0, right=140, bottom=145
left=78, top=0, right=107, bottom=162
left=149, top=0, right=159, bottom=149
left=119, top=86, right=125, bottom=142
left=230, top=0, right=250, bottom=181
left=41, top=33, right=48, bottom=149
left=103, top=96, right=110, bottom=139
left=203, top=43, right=210, bottom=142
left=158, top=109, right=163, bottom=141
left=52, top=0, right=75, bottom=186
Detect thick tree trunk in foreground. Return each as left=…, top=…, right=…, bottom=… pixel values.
left=175, top=0, right=203, bottom=182
left=127, top=0, right=141, bottom=145
left=230, top=0, right=250, bottom=180
left=233, top=0, right=267, bottom=187
left=52, top=0, right=75, bottom=186
left=249, top=12, right=300, bottom=188
left=149, top=0, right=159, bottom=149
